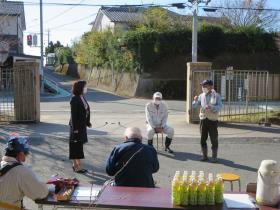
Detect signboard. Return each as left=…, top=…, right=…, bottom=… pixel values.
left=33, top=34, right=38, bottom=46
left=221, top=75, right=226, bottom=100
left=226, top=70, right=234, bottom=80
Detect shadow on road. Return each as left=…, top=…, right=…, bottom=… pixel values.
left=219, top=123, right=280, bottom=134
left=158, top=151, right=258, bottom=172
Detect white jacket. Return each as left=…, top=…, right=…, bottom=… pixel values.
left=145, top=102, right=168, bottom=128
left=0, top=156, right=48, bottom=209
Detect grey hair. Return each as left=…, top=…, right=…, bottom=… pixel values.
left=124, top=127, right=142, bottom=139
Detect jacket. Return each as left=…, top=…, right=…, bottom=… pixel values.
left=145, top=102, right=168, bottom=128
left=106, top=138, right=159, bottom=188
left=69, top=95, right=91, bottom=143
left=0, top=156, right=48, bottom=210
left=192, top=93, right=223, bottom=121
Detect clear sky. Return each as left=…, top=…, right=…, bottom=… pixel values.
left=9, top=0, right=280, bottom=56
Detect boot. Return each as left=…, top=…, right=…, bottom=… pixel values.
left=148, top=139, right=153, bottom=146
left=211, top=149, right=218, bottom=163
left=200, top=147, right=209, bottom=161
left=165, top=137, right=174, bottom=153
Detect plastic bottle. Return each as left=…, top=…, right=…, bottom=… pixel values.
left=215, top=175, right=224, bottom=204
left=172, top=176, right=181, bottom=205
left=191, top=170, right=196, bottom=178
left=189, top=176, right=198, bottom=206
left=197, top=177, right=207, bottom=205
left=181, top=176, right=189, bottom=206
left=183, top=171, right=188, bottom=179
left=206, top=174, right=215, bottom=205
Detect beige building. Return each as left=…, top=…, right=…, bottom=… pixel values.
left=0, top=0, right=26, bottom=54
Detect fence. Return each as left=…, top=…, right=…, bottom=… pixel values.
left=213, top=70, right=269, bottom=123
left=189, top=66, right=272, bottom=123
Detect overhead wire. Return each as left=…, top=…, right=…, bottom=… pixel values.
left=27, top=0, right=87, bottom=29
left=49, top=12, right=97, bottom=30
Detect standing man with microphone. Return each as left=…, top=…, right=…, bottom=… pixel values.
left=192, top=80, right=223, bottom=163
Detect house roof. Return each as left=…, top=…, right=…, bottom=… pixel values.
left=90, top=6, right=227, bottom=29
left=98, top=6, right=144, bottom=24
left=0, top=1, right=26, bottom=30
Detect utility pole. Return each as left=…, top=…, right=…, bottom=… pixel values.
left=192, top=0, right=198, bottom=62
left=46, top=29, right=50, bottom=65
left=188, top=0, right=211, bottom=62
left=40, top=0, right=44, bottom=92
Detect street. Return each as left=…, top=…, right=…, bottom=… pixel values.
left=0, top=69, right=280, bottom=209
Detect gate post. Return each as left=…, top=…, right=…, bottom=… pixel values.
left=13, top=61, right=40, bottom=122
left=186, top=62, right=212, bottom=123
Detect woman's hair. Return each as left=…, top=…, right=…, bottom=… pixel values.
left=72, top=80, right=87, bottom=96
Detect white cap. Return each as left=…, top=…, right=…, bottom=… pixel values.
left=153, top=92, right=162, bottom=99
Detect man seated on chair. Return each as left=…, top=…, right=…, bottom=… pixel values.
left=145, top=92, right=175, bottom=153
left=0, top=136, right=48, bottom=210
left=106, top=127, right=159, bottom=187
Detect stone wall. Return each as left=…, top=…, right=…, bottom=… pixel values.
left=77, top=65, right=186, bottom=99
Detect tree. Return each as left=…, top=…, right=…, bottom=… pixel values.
left=45, top=41, right=63, bottom=54
left=137, top=7, right=185, bottom=31
left=214, top=0, right=279, bottom=30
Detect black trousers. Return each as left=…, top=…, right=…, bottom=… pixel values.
left=200, top=118, right=218, bottom=151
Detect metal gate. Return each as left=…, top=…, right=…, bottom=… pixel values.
left=0, top=62, right=40, bottom=122
left=213, top=69, right=269, bottom=123
left=0, top=66, right=14, bottom=121
left=191, top=69, right=269, bottom=123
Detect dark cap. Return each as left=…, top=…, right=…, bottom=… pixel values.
left=200, top=79, right=213, bottom=86
left=5, top=136, right=29, bottom=154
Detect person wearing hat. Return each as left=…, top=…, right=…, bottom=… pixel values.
left=145, top=92, right=175, bottom=153
left=0, top=136, right=48, bottom=210
left=192, top=80, right=223, bottom=162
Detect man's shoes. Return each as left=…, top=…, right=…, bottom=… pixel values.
left=200, top=156, right=209, bottom=161
left=210, top=157, right=218, bottom=163
left=165, top=147, right=174, bottom=153
left=75, top=169, right=88, bottom=174
left=211, top=149, right=218, bottom=163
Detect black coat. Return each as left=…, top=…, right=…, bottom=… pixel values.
left=69, top=95, right=91, bottom=143
left=106, top=138, right=159, bottom=188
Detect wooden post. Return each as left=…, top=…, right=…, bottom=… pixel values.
left=186, top=62, right=212, bottom=124
left=13, top=62, right=40, bottom=122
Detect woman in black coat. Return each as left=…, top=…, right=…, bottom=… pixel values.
left=69, top=80, right=91, bottom=173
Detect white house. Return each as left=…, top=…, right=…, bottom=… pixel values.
left=90, top=6, right=144, bottom=32
left=0, top=0, right=26, bottom=54
left=90, top=6, right=227, bottom=33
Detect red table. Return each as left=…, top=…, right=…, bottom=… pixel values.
left=35, top=185, right=280, bottom=210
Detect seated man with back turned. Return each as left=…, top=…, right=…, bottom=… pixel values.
left=106, top=127, right=159, bottom=188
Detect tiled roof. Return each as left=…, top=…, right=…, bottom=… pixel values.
left=0, top=1, right=26, bottom=30
left=100, top=6, right=144, bottom=23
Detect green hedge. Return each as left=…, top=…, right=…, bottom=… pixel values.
left=73, top=25, right=278, bottom=73
left=55, top=47, right=75, bottom=66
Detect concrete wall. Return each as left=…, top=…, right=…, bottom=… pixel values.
left=78, top=65, right=140, bottom=97
left=77, top=65, right=186, bottom=99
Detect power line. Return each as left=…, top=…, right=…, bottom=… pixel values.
left=6, top=1, right=280, bottom=12
left=49, top=12, right=97, bottom=30
left=200, top=5, right=280, bottom=12
left=27, top=0, right=87, bottom=29
left=42, top=0, right=87, bottom=23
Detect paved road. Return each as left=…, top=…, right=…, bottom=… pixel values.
left=0, top=69, right=280, bottom=210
